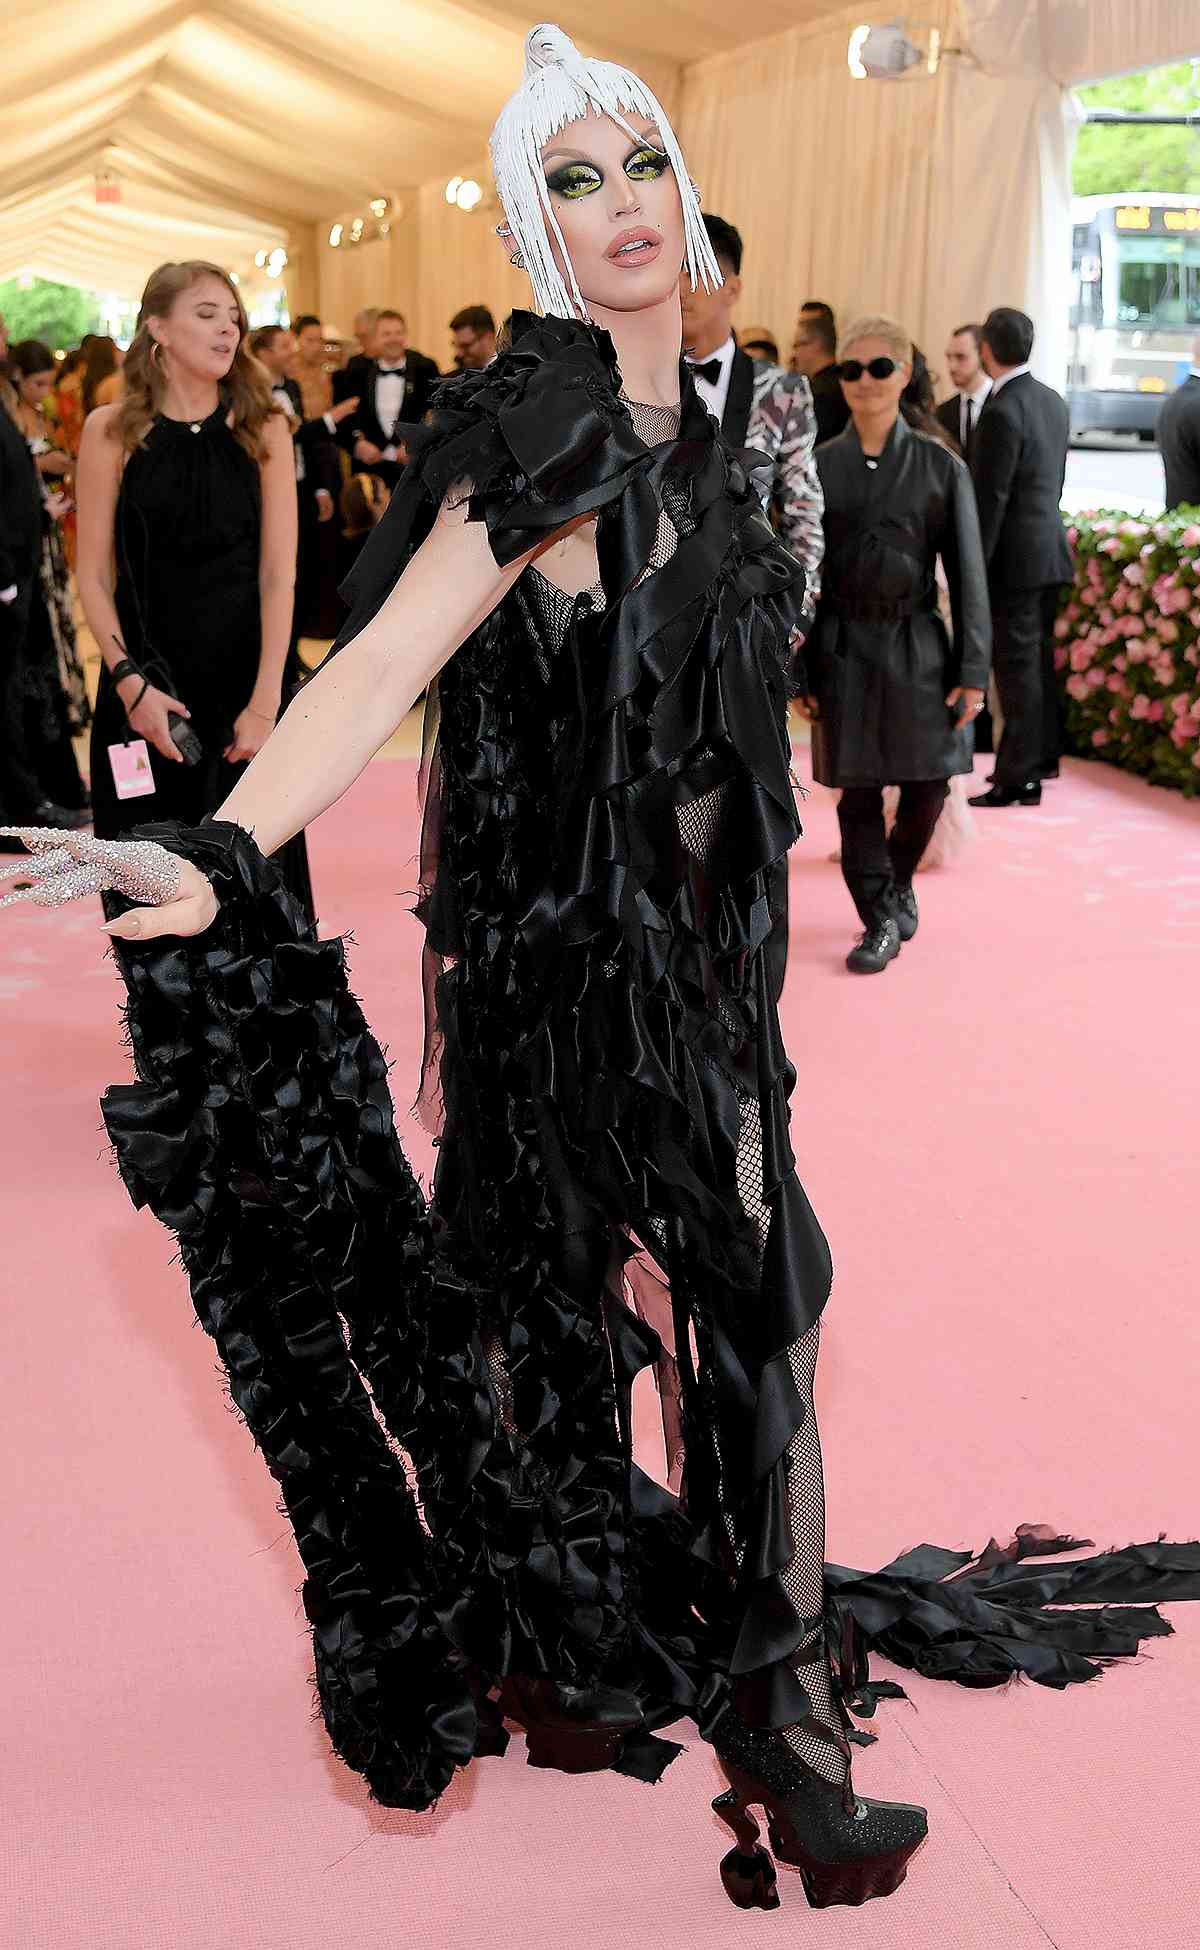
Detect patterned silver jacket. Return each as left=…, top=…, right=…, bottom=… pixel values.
left=744, top=362, right=825, bottom=627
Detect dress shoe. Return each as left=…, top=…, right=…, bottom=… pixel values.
left=968, top=781, right=1041, bottom=808
left=894, top=884, right=918, bottom=941
left=985, top=765, right=1057, bottom=784
left=846, top=919, right=901, bottom=974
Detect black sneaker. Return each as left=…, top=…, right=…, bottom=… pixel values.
left=894, top=884, right=918, bottom=941
left=846, top=919, right=902, bottom=974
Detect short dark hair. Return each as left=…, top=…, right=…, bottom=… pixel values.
left=293, top=314, right=322, bottom=335
left=8, top=339, right=57, bottom=381
left=951, top=322, right=983, bottom=350
left=449, top=305, right=496, bottom=336
left=981, top=307, right=1034, bottom=367
left=741, top=335, right=779, bottom=363
left=250, top=325, right=285, bottom=357
left=702, top=212, right=743, bottom=277
left=376, top=308, right=406, bottom=326
left=798, top=302, right=836, bottom=358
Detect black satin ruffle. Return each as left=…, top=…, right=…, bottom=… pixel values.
left=101, top=821, right=476, bottom=1808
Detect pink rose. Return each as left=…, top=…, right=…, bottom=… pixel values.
left=1154, top=659, right=1176, bottom=687
left=1054, top=644, right=1069, bottom=671
left=1079, top=585, right=1098, bottom=607
left=1122, top=562, right=1145, bottom=586
left=1124, top=613, right=1146, bottom=636
left=1155, top=617, right=1180, bottom=643
left=1171, top=587, right=1193, bottom=613
left=1054, top=615, right=1072, bottom=639
left=1066, top=673, right=1090, bottom=702
left=1126, top=640, right=1149, bottom=664
left=1086, top=667, right=1106, bottom=689
left=1148, top=699, right=1165, bottom=722
left=1130, top=694, right=1151, bottom=719
left=1066, top=526, right=1079, bottom=548
left=1126, top=589, right=1143, bottom=612
left=1069, top=642, right=1092, bottom=671
left=1113, top=653, right=1128, bottom=671
left=1106, top=674, right=1129, bottom=694
left=1193, top=748, right=1200, bottom=769
left=1180, top=524, right=1200, bottom=548
left=1101, top=538, right=1124, bottom=557
left=1190, top=608, right=1200, bottom=628
left=1091, top=728, right=1110, bottom=747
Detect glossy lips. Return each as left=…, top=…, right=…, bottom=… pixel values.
left=604, top=225, right=662, bottom=265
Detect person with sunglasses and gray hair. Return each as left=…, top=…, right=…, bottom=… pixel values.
left=801, top=315, right=991, bottom=972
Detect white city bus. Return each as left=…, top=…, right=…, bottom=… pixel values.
left=1068, top=191, right=1200, bottom=438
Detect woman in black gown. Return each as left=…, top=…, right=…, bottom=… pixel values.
left=6, top=26, right=1200, bottom=1920
left=77, top=261, right=313, bottom=920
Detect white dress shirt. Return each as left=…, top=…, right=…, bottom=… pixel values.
left=374, top=362, right=407, bottom=459
left=687, top=335, right=737, bottom=427
left=957, top=375, right=992, bottom=446
left=989, top=362, right=1030, bottom=396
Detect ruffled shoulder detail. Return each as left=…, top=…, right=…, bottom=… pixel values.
left=334, top=311, right=652, bottom=646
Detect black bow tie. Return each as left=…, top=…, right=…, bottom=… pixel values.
left=688, top=357, right=723, bottom=386
left=377, top=361, right=406, bottom=374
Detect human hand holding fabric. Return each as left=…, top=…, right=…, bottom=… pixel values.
left=0, top=830, right=218, bottom=938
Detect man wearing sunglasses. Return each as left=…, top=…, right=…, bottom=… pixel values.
left=967, top=308, right=1073, bottom=808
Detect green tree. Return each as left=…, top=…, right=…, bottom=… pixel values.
left=1073, top=61, right=1200, bottom=197
left=0, top=277, right=102, bottom=351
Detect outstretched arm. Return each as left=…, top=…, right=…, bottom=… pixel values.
left=4, top=495, right=542, bottom=937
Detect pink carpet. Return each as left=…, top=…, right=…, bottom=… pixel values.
left=3, top=751, right=1197, bottom=1950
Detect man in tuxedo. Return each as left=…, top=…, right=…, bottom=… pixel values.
left=1157, top=338, right=1200, bottom=509
left=335, top=308, right=439, bottom=489
left=968, top=307, right=1073, bottom=808
left=936, top=323, right=991, bottom=458
left=681, top=213, right=823, bottom=633
left=252, top=326, right=352, bottom=639
left=449, top=306, right=497, bottom=371
left=790, top=301, right=850, bottom=446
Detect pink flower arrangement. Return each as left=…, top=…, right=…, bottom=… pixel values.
left=1059, top=509, right=1200, bottom=794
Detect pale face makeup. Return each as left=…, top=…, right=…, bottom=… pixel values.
left=149, top=273, right=242, bottom=382
left=527, top=109, right=688, bottom=317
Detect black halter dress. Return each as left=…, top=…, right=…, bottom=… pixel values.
left=99, top=316, right=1200, bottom=1810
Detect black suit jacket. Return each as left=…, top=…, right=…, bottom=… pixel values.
left=719, top=345, right=757, bottom=448
left=808, top=363, right=851, bottom=447
left=336, top=351, right=441, bottom=457
left=0, top=407, right=42, bottom=594
left=278, top=376, right=342, bottom=499
left=970, top=371, right=1073, bottom=592
left=1157, top=373, right=1200, bottom=510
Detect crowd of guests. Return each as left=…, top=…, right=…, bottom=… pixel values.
left=0, top=238, right=1115, bottom=971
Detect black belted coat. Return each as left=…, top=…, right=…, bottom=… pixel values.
left=807, top=414, right=991, bottom=786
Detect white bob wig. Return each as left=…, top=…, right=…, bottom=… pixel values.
left=490, top=22, right=723, bottom=322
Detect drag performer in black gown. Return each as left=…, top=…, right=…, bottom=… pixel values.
left=4, top=25, right=1199, bottom=1919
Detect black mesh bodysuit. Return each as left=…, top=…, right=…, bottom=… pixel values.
left=100, top=316, right=1200, bottom=1813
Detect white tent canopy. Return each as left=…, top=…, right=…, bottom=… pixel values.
left=2, top=2, right=1196, bottom=370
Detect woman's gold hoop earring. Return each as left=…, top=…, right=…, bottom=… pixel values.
left=150, top=339, right=163, bottom=368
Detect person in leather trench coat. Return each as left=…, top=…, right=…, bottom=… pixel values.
left=801, top=316, right=992, bottom=973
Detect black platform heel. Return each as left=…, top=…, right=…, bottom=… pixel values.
left=498, top=1675, right=643, bottom=1774
left=712, top=1713, right=928, bottom=1910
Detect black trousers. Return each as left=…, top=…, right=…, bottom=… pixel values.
left=838, top=781, right=949, bottom=929
left=992, top=584, right=1063, bottom=789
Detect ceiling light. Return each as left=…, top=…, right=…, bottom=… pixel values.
left=255, top=249, right=267, bottom=267
left=369, top=196, right=390, bottom=219
left=329, top=223, right=343, bottom=248
left=349, top=217, right=364, bottom=242
left=847, top=22, right=927, bottom=80
left=455, top=178, right=483, bottom=211
left=445, top=176, right=463, bottom=205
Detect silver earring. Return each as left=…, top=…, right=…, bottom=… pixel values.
left=510, top=252, right=526, bottom=271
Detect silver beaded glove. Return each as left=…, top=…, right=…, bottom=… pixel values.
left=0, top=829, right=181, bottom=911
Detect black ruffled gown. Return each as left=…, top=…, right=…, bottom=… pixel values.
left=99, top=317, right=1200, bottom=1811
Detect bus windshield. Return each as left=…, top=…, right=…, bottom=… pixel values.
left=1113, top=236, right=1200, bottom=328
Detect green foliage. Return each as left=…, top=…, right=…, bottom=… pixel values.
left=0, top=277, right=102, bottom=352
left=1073, top=62, right=1200, bottom=197
left=1057, top=507, right=1200, bottom=795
